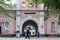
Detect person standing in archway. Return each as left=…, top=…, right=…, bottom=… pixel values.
left=25, top=28, right=30, bottom=39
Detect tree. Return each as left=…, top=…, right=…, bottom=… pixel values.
left=27, top=0, right=60, bottom=11
left=26, top=0, right=42, bottom=7
left=42, top=0, right=60, bottom=21
left=42, top=0, right=60, bottom=12
left=27, top=0, right=60, bottom=20
left=0, top=0, right=15, bottom=19
left=0, top=0, right=11, bottom=12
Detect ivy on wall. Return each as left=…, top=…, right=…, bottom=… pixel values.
left=44, top=11, right=59, bottom=21
left=4, top=13, right=13, bottom=19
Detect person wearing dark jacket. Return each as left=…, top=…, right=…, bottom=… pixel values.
left=25, top=28, right=30, bottom=39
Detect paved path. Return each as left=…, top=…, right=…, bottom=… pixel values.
left=0, top=37, right=60, bottom=40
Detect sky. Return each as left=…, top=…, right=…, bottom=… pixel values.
left=5, top=0, right=16, bottom=5
left=11, top=0, right=16, bottom=5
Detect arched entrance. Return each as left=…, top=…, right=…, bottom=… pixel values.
left=0, top=22, right=3, bottom=34
left=22, top=20, right=38, bottom=36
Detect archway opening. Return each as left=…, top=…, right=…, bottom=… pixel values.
left=22, top=20, right=38, bottom=36
left=0, top=22, right=2, bottom=34
left=0, top=26, right=1, bottom=34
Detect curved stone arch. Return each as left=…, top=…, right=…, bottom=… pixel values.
left=21, top=18, right=39, bottom=29
left=20, top=18, right=39, bottom=35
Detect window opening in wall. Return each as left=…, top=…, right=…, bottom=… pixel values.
left=51, top=22, right=56, bottom=32
left=4, top=21, right=9, bottom=31
left=22, top=1, right=26, bottom=8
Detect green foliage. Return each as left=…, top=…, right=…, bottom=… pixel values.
left=42, top=0, right=60, bottom=12
left=27, top=0, right=60, bottom=20
left=4, top=13, right=13, bottom=19
left=0, top=0, right=13, bottom=19
left=25, top=25, right=35, bottom=30
left=27, top=0, right=60, bottom=11
left=44, top=12, right=58, bottom=20
left=0, top=0, right=11, bottom=12
left=26, top=0, right=42, bottom=7
left=42, top=0, right=60, bottom=20
left=44, top=13, right=49, bottom=20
